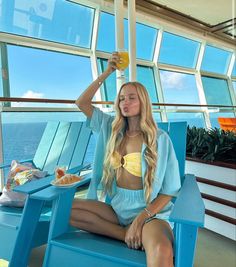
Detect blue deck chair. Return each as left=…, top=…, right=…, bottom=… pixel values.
left=11, top=122, right=205, bottom=267
left=0, top=121, right=92, bottom=262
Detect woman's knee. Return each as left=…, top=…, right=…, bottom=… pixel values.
left=146, top=240, right=173, bottom=261
left=157, top=241, right=173, bottom=259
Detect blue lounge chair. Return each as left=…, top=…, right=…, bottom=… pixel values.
left=0, top=121, right=92, bottom=262
left=11, top=121, right=205, bottom=267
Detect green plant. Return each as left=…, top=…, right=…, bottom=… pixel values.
left=186, top=126, right=236, bottom=163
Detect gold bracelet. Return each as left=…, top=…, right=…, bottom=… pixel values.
left=144, top=207, right=153, bottom=218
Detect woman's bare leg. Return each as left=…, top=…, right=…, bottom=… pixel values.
left=142, top=219, right=174, bottom=267
left=70, top=199, right=126, bottom=241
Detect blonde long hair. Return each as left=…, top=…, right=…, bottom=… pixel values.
left=102, top=82, right=157, bottom=203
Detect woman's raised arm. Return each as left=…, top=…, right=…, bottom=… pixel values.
left=75, top=52, right=119, bottom=118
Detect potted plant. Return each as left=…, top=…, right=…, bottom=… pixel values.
left=186, top=126, right=235, bottom=164
left=185, top=126, right=236, bottom=240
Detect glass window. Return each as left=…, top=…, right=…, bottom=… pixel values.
left=137, top=66, right=158, bottom=103
left=97, top=12, right=115, bottom=53
left=167, top=112, right=205, bottom=128
left=158, top=32, right=200, bottom=68
left=97, top=12, right=158, bottom=60
left=209, top=112, right=235, bottom=128
left=0, top=0, right=94, bottom=48
left=7, top=45, right=93, bottom=107
left=160, top=70, right=200, bottom=107
left=124, top=20, right=158, bottom=60
left=201, top=76, right=232, bottom=106
left=201, top=45, right=232, bottom=75
left=97, top=58, right=117, bottom=101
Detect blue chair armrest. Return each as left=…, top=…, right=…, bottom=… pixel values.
left=30, top=173, right=92, bottom=201
left=0, top=159, right=33, bottom=169
left=169, top=174, right=205, bottom=227
left=13, top=165, right=92, bottom=195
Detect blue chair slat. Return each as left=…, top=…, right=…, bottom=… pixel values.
left=69, top=123, right=92, bottom=169
left=0, top=206, right=24, bottom=216
left=57, top=122, right=83, bottom=167
left=0, top=121, right=92, bottom=263
left=28, top=121, right=204, bottom=267
left=43, top=122, right=72, bottom=174
left=158, top=122, right=187, bottom=182
left=0, top=213, right=21, bottom=230
left=33, top=122, right=59, bottom=170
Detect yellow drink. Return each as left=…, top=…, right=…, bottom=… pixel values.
left=117, top=51, right=129, bottom=70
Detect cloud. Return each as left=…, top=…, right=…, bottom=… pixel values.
left=22, top=90, right=44, bottom=98
left=12, top=90, right=44, bottom=107
left=160, top=71, right=186, bottom=89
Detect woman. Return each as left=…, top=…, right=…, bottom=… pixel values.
left=70, top=52, right=181, bottom=267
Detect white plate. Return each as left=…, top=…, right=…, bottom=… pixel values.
left=50, top=175, right=84, bottom=188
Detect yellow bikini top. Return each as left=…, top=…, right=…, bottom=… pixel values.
left=110, top=151, right=142, bottom=177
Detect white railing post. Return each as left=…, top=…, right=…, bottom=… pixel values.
left=128, top=0, right=136, bottom=82
left=114, top=0, right=125, bottom=90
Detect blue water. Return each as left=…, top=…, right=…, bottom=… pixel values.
left=3, top=123, right=47, bottom=164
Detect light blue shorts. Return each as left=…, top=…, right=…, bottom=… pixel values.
left=110, top=186, right=174, bottom=229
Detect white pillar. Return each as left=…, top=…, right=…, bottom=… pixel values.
left=128, top=0, right=136, bottom=81
left=114, top=0, right=125, bottom=89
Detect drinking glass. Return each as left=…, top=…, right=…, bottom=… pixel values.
left=116, top=49, right=129, bottom=79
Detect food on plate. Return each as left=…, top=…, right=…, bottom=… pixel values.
left=56, top=174, right=82, bottom=185
left=55, top=167, right=66, bottom=179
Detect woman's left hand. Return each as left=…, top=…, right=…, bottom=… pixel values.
left=125, top=212, right=146, bottom=250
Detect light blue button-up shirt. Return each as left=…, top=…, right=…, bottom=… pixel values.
left=86, top=107, right=181, bottom=203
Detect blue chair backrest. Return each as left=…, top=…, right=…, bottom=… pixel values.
left=158, top=122, right=187, bottom=184
left=33, top=121, right=92, bottom=175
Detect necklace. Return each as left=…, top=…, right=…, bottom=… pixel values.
left=126, top=131, right=141, bottom=138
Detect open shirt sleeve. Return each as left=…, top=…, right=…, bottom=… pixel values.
left=86, top=107, right=112, bottom=133
left=156, top=131, right=181, bottom=197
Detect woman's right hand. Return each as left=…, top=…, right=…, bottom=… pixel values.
left=107, top=52, right=119, bottom=73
